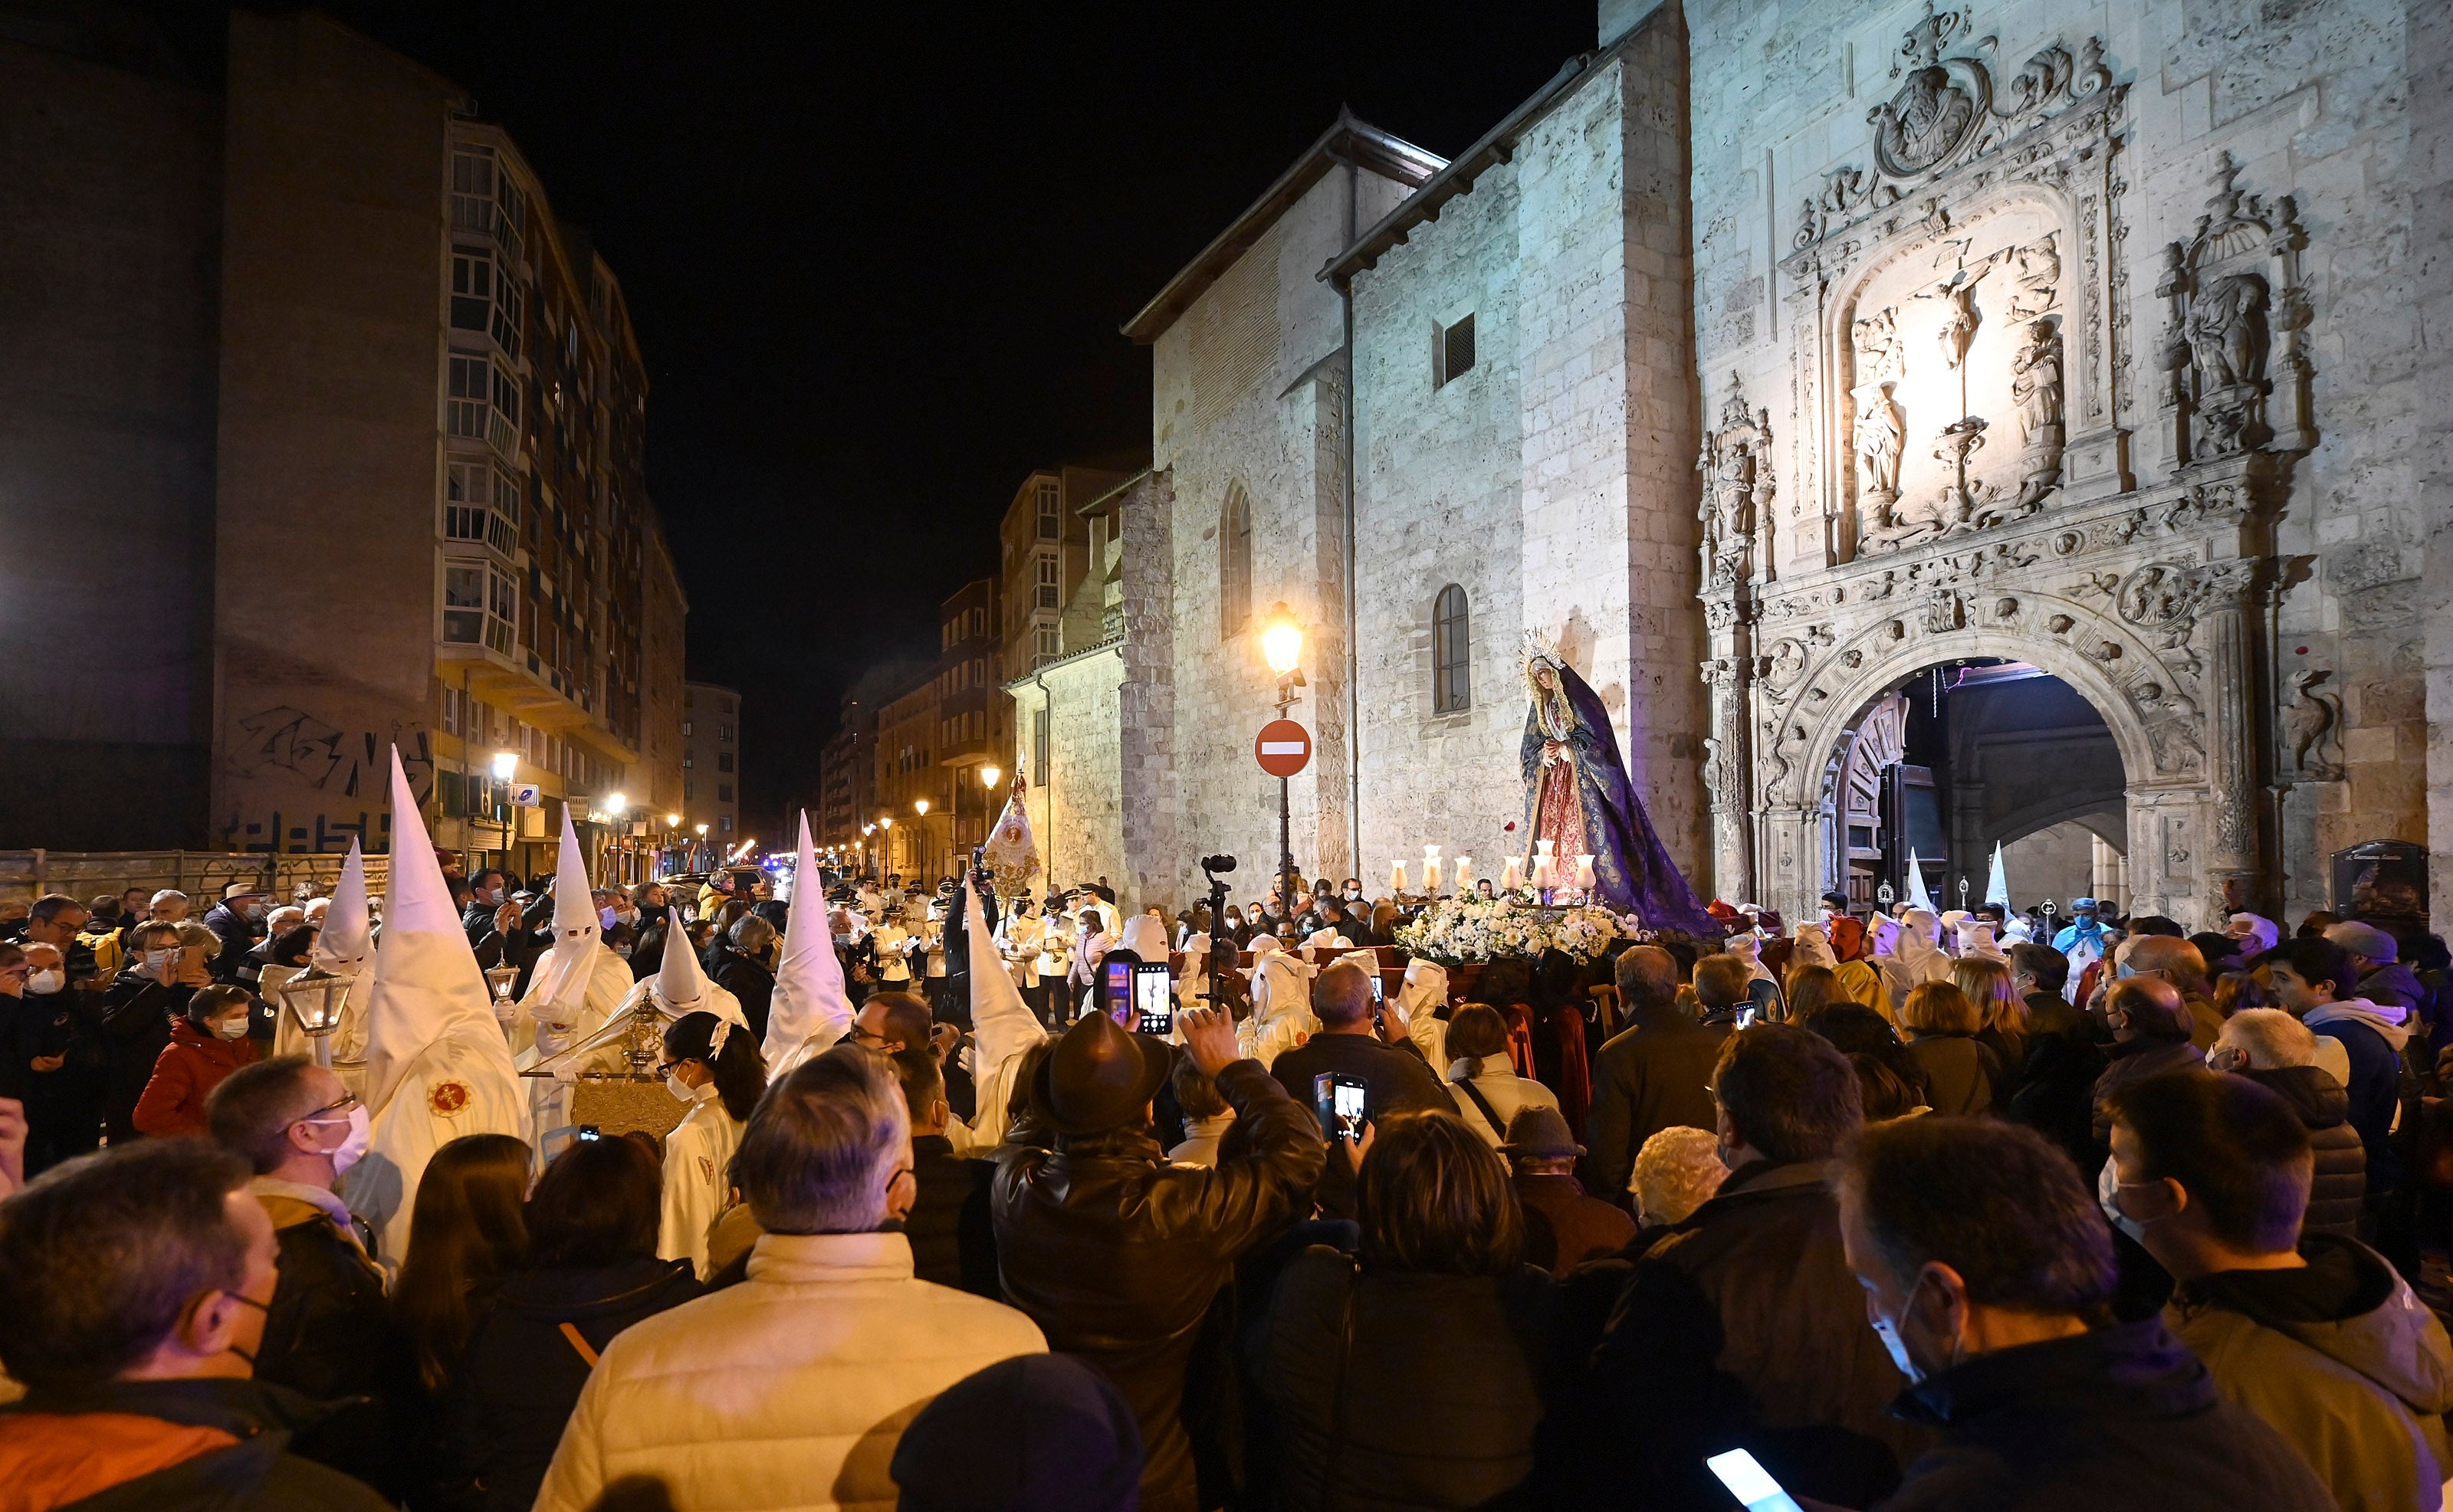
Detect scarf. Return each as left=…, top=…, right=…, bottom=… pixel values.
left=2307, top=998, right=2411, bottom=1053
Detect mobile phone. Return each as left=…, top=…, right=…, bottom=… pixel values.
left=1368, top=974, right=1385, bottom=1005
left=1133, top=962, right=1174, bottom=1035
left=1313, top=1072, right=1368, bottom=1144
left=1705, top=1450, right=1805, bottom=1512
left=1103, top=959, right=1135, bottom=1024
left=575, top=1125, right=603, bottom=1143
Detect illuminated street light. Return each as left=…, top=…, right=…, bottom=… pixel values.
left=606, top=791, right=628, bottom=815
left=491, top=750, right=519, bottom=782
left=915, top=799, right=930, bottom=816
left=879, top=815, right=893, bottom=829
left=1259, top=602, right=1305, bottom=677
left=695, top=823, right=710, bottom=837
left=980, top=765, right=1001, bottom=789
left=665, top=812, right=681, bottom=828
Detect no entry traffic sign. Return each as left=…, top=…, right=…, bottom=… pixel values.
left=1255, top=719, right=1312, bottom=778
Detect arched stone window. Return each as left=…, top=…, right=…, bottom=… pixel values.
left=1433, top=583, right=1470, bottom=713
left=1220, top=484, right=1253, bottom=640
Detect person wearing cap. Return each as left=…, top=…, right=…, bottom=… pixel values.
left=1504, top=1104, right=1634, bottom=1270
left=201, top=882, right=268, bottom=986
left=991, top=1004, right=1324, bottom=1512
left=2326, top=920, right=2425, bottom=1015
left=890, top=1353, right=1144, bottom=1512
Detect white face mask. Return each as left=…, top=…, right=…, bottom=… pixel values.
left=1868, top=1278, right=1929, bottom=1384
left=143, top=949, right=175, bottom=973
left=666, top=1070, right=696, bottom=1103
left=212, top=1015, right=251, bottom=1041
left=243, top=901, right=267, bottom=922
left=25, top=969, right=64, bottom=995
left=599, top=906, right=621, bottom=930
left=300, top=1104, right=373, bottom=1176
left=2096, top=1156, right=2153, bottom=1245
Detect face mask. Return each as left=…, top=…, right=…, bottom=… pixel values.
left=2096, top=1156, right=2152, bottom=1245
left=666, top=1070, right=696, bottom=1103
left=144, top=949, right=175, bottom=972
left=25, top=969, right=64, bottom=995
left=301, top=1104, right=373, bottom=1176
left=244, top=902, right=267, bottom=922
left=599, top=906, right=621, bottom=930
left=613, top=945, right=634, bottom=959
left=1868, top=1277, right=1929, bottom=1384
left=213, top=1016, right=251, bottom=1041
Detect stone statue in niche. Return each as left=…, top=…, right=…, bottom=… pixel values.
left=1696, top=382, right=1774, bottom=588
left=1850, top=309, right=1906, bottom=517
left=2008, top=317, right=2065, bottom=510
left=2006, top=234, right=2060, bottom=320
left=2158, top=153, right=2308, bottom=468
left=1872, top=9, right=1981, bottom=177
left=1913, top=255, right=1992, bottom=371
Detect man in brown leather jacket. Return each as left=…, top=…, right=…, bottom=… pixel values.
left=993, top=1005, right=1325, bottom=1512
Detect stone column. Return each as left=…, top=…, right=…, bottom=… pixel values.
left=1702, top=654, right=1752, bottom=903
left=1761, top=806, right=1823, bottom=923
left=2199, top=562, right=2262, bottom=927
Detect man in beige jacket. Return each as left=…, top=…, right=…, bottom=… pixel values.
left=534, top=1045, right=1046, bottom=1512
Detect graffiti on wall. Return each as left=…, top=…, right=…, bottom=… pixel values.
left=223, top=710, right=435, bottom=854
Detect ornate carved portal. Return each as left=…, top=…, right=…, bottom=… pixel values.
left=1695, top=17, right=2313, bottom=932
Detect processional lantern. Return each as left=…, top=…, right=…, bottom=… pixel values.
left=269, top=966, right=361, bottom=1071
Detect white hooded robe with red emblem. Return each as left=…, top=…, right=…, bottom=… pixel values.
left=343, top=749, right=531, bottom=1264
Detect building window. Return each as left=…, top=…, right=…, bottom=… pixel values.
left=682, top=756, right=693, bottom=769
left=450, top=250, right=494, bottom=333
left=1433, top=583, right=1471, bottom=713
left=717, top=753, right=733, bottom=772
left=718, top=723, right=734, bottom=742
left=685, top=777, right=695, bottom=799
left=1434, top=313, right=1476, bottom=388
left=720, top=814, right=734, bottom=832
left=442, top=565, right=485, bottom=644
left=1036, top=550, right=1059, bottom=608
left=1036, top=623, right=1059, bottom=660
left=718, top=784, right=734, bottom=803
left=1036, top=480, right=1060, bottom=539
left=1220, top=484, right=1252, bottom=640
left=681, top=720, right=691, bottom=736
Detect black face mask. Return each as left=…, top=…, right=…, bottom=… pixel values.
left=224, top=1291, right=270, bottom=1366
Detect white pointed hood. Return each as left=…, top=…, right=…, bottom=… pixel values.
left=525, top=808, right=602, bottom=1019
left=1985, top=841, right=2011, bottom=910
left=1905, top=851, right=1934, bottom=912
left=1119, top=912, right=1170, bottom=963
left=655, top=906, right=747, bottom=1030
left=345, top=748, right=528, bottom=1263
left=359, top=750, right=521, bottom=1116
left=764, top=811, right=852, bottom=1070
left=310, top=837, right=373, bottom=976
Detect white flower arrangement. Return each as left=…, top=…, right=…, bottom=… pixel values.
left=1394, top=897, right=1624, bottom=966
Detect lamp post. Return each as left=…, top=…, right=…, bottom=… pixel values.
left=979, top=765, right=1001, bottom=866
left=915, top=799, right=932, bottom=881
left=880, top=814, right=895, bottom=877
left=1259, top=602, right=1306, bottom=918
left=490, top=750, right=518, bottom=868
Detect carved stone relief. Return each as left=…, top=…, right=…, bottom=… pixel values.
left=2282, top=669, right=2344, bottom=782
left=2156, top=154, right=2314, bottom=471
left=1696, top=377, right=1775, bottom=589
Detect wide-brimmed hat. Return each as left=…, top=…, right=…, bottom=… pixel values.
left=1036, top=1009, right=1170, bottom=1136
left=1501, top=1104, right=1583, bottom=1159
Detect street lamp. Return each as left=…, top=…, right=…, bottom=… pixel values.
left=915, top=798, right=930, bottom=816
left=491, top=750, right=519, bottom=782
left=1258, top=601, right=1306, bottom=914
left=606, top=791, right=627, bottom=815
left=980, top=765, right=1000, bottom=789
left=665, top=812, right=681, bottom=828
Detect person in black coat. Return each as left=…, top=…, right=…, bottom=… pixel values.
left=706, top=914, right=778, bottom=1045
left=1250, top=1110, right=1558, bottom=1512
left=1269, top=963, right=1453, bottom=1220
left=895, top=1051, right=1001, bottom=1297
left=443, top=1133, right=701, bottom=1512
left=2210, top=1008, right=2366, bottom=1240
left=201, top=885, right=268, bottom=986
left=99, top=922, right=209, bottom=1143
left=1837, top=1114, right=2335, bottom=1512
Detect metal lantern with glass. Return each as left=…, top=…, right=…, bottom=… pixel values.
left=269, top=966, right=364, bottom=1072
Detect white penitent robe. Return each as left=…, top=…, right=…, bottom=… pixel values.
left=658, top=1081, right=744, bottom=1281
left=514, top=941, right=638, bottom=1150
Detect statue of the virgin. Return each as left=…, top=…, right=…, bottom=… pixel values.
left=1522, top=638, right=1719, bottom=937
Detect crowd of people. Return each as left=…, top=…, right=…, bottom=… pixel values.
left=1, top=856, right=2449, bottom=1512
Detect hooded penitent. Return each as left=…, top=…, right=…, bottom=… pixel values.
left=1118, top=912, right=1170, bottom=964
left=951, top=877, right=1051, bottom=1155
left=763, top=811, right=853, bottom=1074
left=513, top=809, right=635, bottom=1146
left=1396, top=958, right=1450, bottom=1068
left=1904, top=851, right=1934, bottom=912
left=1984, top=841, right=2011, bottom=912
left=606, top=907, right=749, bottom=1035
left=1241, top=936, right=1318, bottom=1069
left=1956, top=921, right=2008, bottom=963
left=274, top=837, right=375, bottom=1065
left=343, top=749, right=530, bottom=1262
left=1876, top=907, right=1955, bottom=1009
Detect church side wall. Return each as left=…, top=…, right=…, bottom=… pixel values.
left=1688, top=0, right=2431, bottom=925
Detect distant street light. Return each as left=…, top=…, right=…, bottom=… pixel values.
left=491, top=751, right=519, bottom=782
left=915, top=799, right=930, bottom=816
left=980, top=765, right=1001, bottom=789
left=1259, top=602, right=1305, bottom=677
left=606, top=791, right=628, bottom=815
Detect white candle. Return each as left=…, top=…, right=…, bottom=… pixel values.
left=1502, top=856, right=1524, bottom=890
left=1574, top=854, right=1597, bottom=890
left=1390, top=859, right=1407, bottom=894
left=1423, top=845, right=1442, bottom=895
left=1454, top=856, right=1473, bottom=894
left=1531, top=853, right=1555, bottom=889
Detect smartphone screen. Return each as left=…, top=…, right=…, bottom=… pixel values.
left=1103, top=959, right=1135, bottom=1024
left=1705, top=1450, right=1805, bottom=1512
left=1368, top=974, right=1385, bottom=1005
left=1313, top=1073, right=1367, bottom=1143
left=1134, top=963, right=1174, bottom=1035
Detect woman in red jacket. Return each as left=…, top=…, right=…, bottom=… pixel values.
left=132, top=983, right=261, bottom=1138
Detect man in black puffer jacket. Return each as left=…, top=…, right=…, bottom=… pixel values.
left=2210, top=1008, right=2365, bottom=1239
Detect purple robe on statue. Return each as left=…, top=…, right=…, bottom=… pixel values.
left=1521, top=655, right=1719, bottom=939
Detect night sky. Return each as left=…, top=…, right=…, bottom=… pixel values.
left=215, top=2, right=1599, bottom=829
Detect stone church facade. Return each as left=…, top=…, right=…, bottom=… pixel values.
left=1040, top=0, right=2451, bottom=932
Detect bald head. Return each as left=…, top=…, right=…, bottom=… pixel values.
left=2215, top=1007, right=2317, bottom=1070
left=2107, top=975, right=2190, bottom=1041
left=1314, top=959, right=1376, bottom=1030
left=2124, top=934, right=2207, bottom=986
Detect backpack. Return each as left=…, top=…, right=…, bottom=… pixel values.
left=77, top=926, right=124, bottom=982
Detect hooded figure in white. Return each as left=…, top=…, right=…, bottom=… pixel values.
left=1936, top=910, right=1973, bottom=954
left=272, top=837, right=374, bottom=1075
left=1119, top=911, right=1171, bottom=967
left=1955, top=920, right=2008, bottom=963
left=647, top=923, right=754, bottom=1277
left=343, top=750, right=530, bottom=1264
left=1240, top=936, right=1319, bottom=1069
left=762, top=812, right=853, bottom=1077
left=1393, top=958, right=1450, bottom=1070
left=608, top=907, right=748, bottom=1035
left=948, top=881, right=1051, bottom=1155
left=1876, top=907, right=1955, bottom=1009
left=514, top=810, right=634, bottom=1148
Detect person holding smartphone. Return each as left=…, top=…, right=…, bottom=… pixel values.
left=1268, top=960, right=1452, bottom=1219
left=97, top=920, right=212, bottom=1144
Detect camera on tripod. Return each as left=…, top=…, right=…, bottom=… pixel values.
left=1200, top=854, right=1236, bottom=875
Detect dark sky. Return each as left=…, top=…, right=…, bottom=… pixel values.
left=277, top=1, right=1598, bottom=828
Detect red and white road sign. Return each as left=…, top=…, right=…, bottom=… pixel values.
left=1254, top=719, right=1312, bottom=778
